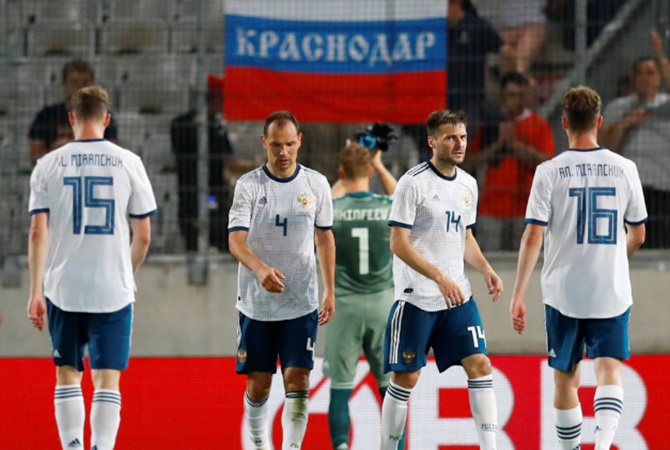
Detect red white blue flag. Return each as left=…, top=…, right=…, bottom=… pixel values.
left=224, top=1, right=447, bottom=123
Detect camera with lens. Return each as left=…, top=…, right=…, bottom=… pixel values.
left=354, top=123, right=398, bottom=152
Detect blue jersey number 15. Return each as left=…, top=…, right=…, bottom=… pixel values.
left=64, top=176, right=115, bottom=235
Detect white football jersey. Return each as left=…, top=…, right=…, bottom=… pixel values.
left=228, top=164, right=333, bottom=321
left=29, top=139, right=157, bottom=313
left=526, top=148, right=647, bottom=318
left=388, top=162, right=478, bottom=311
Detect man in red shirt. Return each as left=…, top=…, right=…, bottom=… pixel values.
left=465, top=71, right=554, bottom=251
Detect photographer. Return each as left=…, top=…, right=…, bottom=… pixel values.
left=464, top=72, right=554, bottom=251
left=331, top=123, right=398, bottom=198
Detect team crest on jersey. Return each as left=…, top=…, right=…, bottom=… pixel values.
left=460, top=191, right=472, bottom=208
left=402, top=349, right=416, bottom=364
left=237, top=349, right=247, bottom=363
left=297, top=193, right=314, bottom=210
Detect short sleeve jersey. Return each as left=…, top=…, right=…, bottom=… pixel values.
left=28, top=139, right=157, bottom=313
left=228, top=164, right=333, bottom=321
left=388, top=162, right=478, bottom=311
left=332, top=192, right=393, bottom=297
left=525, top=148, right=648, bottom=318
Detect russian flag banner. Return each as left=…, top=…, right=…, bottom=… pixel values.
left=224, top=0, right=447, bottom=123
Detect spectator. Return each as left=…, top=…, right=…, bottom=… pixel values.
left=490, top=0, right=547, bottom=75
left=447, top=0, right=507, bottom=112
left=407, top=0, right=508, bottom=162
left=28, top=59, right=118, bottom=166
left=465, top=71, right=554, bottom=251
left=170, top=75, right=254, bottom=253
left=600, top=31, right=670, bottom=249
left=545, top=0, right=627, bottom=50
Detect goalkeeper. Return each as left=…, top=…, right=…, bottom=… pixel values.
left=324, top=134, right=405, bottom=449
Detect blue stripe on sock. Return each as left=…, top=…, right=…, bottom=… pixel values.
left=245, top=392, right=269, bottom=407
left=556, top=423, right=582, bottom=439
left=467, top=380, right=493, bottom=389
left=387, top=384, right=411, bottom=402
left=285, top=390, right=309, bottom=399
left=594, top=398, right=623, bottom=414
left=93, top=392, right=121, bottom=406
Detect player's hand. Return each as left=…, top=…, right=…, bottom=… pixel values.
left=318, top=291, right=335, bottom=325
left=27, top=294, right=47, bottom=332
left=509, top=296, right=527, bottom=335
left=436, top=273, right=465, bottom=308
left=371, top=149, right=383, bottom=169
left=484, top=270, right=503, bottom=302
left=256, top=265, right=285, bottom=293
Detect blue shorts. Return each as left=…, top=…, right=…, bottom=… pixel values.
left=236, top=310, right=318, bottom=374
left=47, top=298, right=133, bottom=372
left=384, top=298, right=488, bottom=374
left=545, top=305, right=631, bottom=372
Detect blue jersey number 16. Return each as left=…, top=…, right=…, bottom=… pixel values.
left=568, top=187, right=617, bottom=244
left=63, top=176, right=115, bottom=235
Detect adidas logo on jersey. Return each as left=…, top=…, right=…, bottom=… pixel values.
left=67, top=438, right=82, bottom=447
left=432, top=194, right=440, bottom=201
left=53, top=349, right=62, bottom=358
left=548, top=348, right=557, bottom=358
left=258, top=196, right=268, bottom=205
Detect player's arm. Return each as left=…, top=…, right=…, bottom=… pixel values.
left=27, top=212, right=49, bottom=331
left=371, top=149, right=397, bottom=194
left=130, top=217, right=152, bottom=273
left=315, top=228, right=335, bottom=325
left=509, top=223, right=544, bottom=334
left=390, top=225, right=465, bottom=307
left=228, top=230, right=285, bottom=293
left=626, top=223, right=646, bottom=257
left=464, top=229, right=503, bottom=302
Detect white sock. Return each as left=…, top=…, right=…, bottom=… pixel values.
left=245, top=391, right=271, bottom=449
left=594, top=385, right=623, bottom=450
left=54, top=385, right=85, bottom=449
left=90, top=389, right=121, bottom=450
left=555, top=404, right=582, bottom=450
left=282, top=390, right=309, bottom=450
left=381, top=380, right=411, bottom=450
left=468, top=375, right=497, bottom=450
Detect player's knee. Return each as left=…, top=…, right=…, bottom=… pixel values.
left=283, top=367, right=311, bottom=391
left=392, top=370, right=420, bottom=389
left=247, top=372, right=273, bottom=400
left=463, top=355, right=492, bottom=379
left=56, top=365, right=83, bottom=385
left=594, top=357, right=623, bottom=385
left=554, top=371, right=580, bottom=392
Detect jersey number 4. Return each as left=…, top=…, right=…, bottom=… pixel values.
left=63, top=176, right=115, bottom=235
left=568, top=187, right=617, bottom=244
